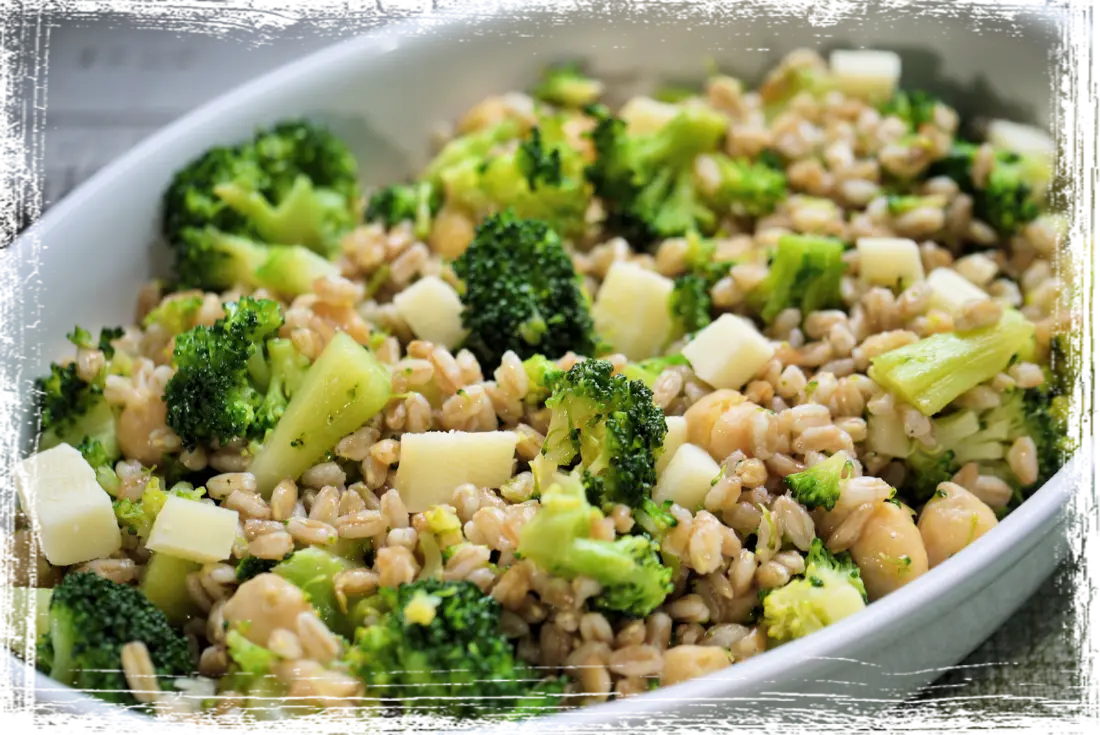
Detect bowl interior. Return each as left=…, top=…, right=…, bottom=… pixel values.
left=0, top=0, right=1095, bottom=730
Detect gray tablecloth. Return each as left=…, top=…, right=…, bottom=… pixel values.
left=31, top=17, right=1083, bottom=722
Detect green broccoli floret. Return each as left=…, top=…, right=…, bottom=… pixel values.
left=868, top=308, right=1035, bottom=416
left=164, top=297, right=303, bottom=448
left=670, top=274, right=714, bottom=336
left=747, top=233, right=846, bottom=324
left=235, top=555, right=285, bottom=583
left=531, top=61, right=604, bottom=108
left=452, top=211, right=600, bottom=367
left=113, top=477, right=204, bottom=539
left=784, top=452, right=854, bottom=511
left=880, top=89, right=942, bottom=132
left=542, top=359, right=667, bottom=510
left=517, top=474, right=673, bottom=617
left=364, top=181, right=440, bottom=240
left=343, top=579, right=564, bottom=719
left=439, top=121, right=591, bottom=238
left=36, top=572, right=193, bottom=707
left=163, top=120, right=357, bottom=290
left=929, top=141, right=1042, bottom=235
left=66, top=325, right=124, bottom=359
left=694, top=153, right=787, bottom=218
left=76, top=437, right=121, bottom=495
left=142, top=294, right=204, bottom=336
left=621, top=353, right=691, bottom=389
left=521, top=354, right=563, bottom=405
left=35, top=358, right=120, bottom=462
left=761, top=539, right=867, bottom=644
left=585, top=103, right=728, bottom=244
left=220, top=629, right=288, bottom=717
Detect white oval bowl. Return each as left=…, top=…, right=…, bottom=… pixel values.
left=1, top=4, right=1077, bottom=731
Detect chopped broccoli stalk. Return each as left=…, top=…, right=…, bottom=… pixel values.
left=761, top=539, right=867, bottom=643
left=621, top=353, right=691, bottom=389
left=272, top=547, right=357, bottom=637
left=517, top=474, right=673, bottom=617
left=784, top=452, right=854, bottom=511
left=142, top=294, right=204, bottom=336
left=531, top=62, right=604, bottom=108
left=163, top=297, right=287, bottom=448
left=747, top=233, right=846, bottom=324
left=140, top=553, right=203, bottom=625
left=252, top=244, right=341, bottom=297
left=695, top=153, right=787, bottom=217
left=6, top=587, right=53, bottom=651
left=452, top=211, right=600, bottom=367
left=542, top=359, right=667, bottom=510
left=586, top=103, right=728, bottom=244
left=221, top=629, right=288, bottom=717
left=250, top=331, right=392, bottom=497
left=36, top=572, right=192, bottom=707
left=929, top=141, right=1042, bottom=235
left=868, top=308, right=1035, bottom=416
left=880, top=89, right=942, bottom=132
left=343, top=579, right=564, bottom=719
left=365, top=181, right=441, bottom=240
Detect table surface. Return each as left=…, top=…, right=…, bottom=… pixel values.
left=30, top=17, right=1083, bottom=722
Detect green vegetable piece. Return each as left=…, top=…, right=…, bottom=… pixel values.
left=761, top=539, right=867, bottom=643
left=747, top=233, right=846, bottom=324
left=140, top=553, right=203, bottom=626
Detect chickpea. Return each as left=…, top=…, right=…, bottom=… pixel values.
left=683, top=389, right=746, bottom=460
left=661, top=645, right=732, bottom=686
left=710, top=403, right=770, bottom=461
left=918, top=482, right=998, bottom=568
left=117, top=396, right=169, bottom=467
left=849, top=502, right=928, bottom=601
left=0, top=530, right=60, bottom=589
left=222, top=574, right=312, bottom=647
left=428, top=204, right=476, bottom=259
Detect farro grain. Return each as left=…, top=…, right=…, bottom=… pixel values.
left=121, top=641, right=161, bottom=704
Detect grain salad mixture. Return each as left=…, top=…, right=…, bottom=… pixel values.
left=6, top=49, right=1076, bottom=722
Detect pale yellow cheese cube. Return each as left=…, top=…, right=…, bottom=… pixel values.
left=654, top=443, right=721, bottom=510
left=829, top=50, right=902, bottom=101
left=619, top=96, right=680, bottom=135
left=987, top=119, right=1054, bottom=159
left=396, top=430, right=518, bottom=512
left=657, top=416, right=688, bottom=476
left=926, top=267, right=990, bottom=315
left=857, top=237, right=924, bottom=288
left=15, top=444, right=121, bottom=567
left=146, top=496, right=239, bottom=564
left=593, top=262, right=675, bottom=361
left=682, top=314, right=775, bottom=390
left=392, top=275, right=467, bottom=350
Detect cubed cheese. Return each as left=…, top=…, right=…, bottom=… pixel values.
left=926, top=267, right=990, bottom=315
left=14, top=444, right=121, bottom=567
left=396, top=430, right=518, bottom=512
left=654, top=443, right=721, bottom=510
left=857, top=237, right=924, bottom=288
left=657, top=416, right=688, bottom=476
left=146, top=496, right=239, bottom=564
left=682, top=314, right=775, bottom=390
left=619, top=97, right=680, bottom=135
left=593, top=262, right=676, bottom=361
left=987, top=119, right=1054, bottom=159
left=867, top=414, right=913, bottom=458
left=0, top=580, right=52, bottom=664
left=392, top=275, right=467, bottom=350
left=829, top=50, right=902, bottom=101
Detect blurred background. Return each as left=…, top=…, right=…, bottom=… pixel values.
left=9, top=1, right=1088, bottom=721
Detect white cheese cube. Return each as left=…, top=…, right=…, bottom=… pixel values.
left=867, top=414, right=913, bottom=459
left=987, top=119, right=1054, bottom=159
left=146, top=496, right=239, bottom=564
left=657, top=416, right=688, bottom=476
left=619, top=97, right=680, bottom=135
left=654, top=443, right=721, bottom=510
left=0, top=580, right=52, bottom=664
left=829, top=50, right=902, bottom=101
left=14, top=444, right=121, bottom=567
left=682, top=314, right=775, bottom=390
left=926, top=267, right=990, bottom=315
left=392, top=275, right=467, bottom=350
left=857, top=237, right=924, bottom=288
left=396, top=430, right=518, bottom=512
left=593, top=262, right=675, bottom=361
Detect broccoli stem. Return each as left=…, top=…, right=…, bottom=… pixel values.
left=868, top=309, right=1035, bottom=416
left=140, top=553, right=203, bottom=626
left=252, top=245, right=340, bottom=297
left=251, top=332, right=391, bottom=496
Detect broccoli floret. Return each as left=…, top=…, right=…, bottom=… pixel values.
left=747, top=233, right=846, bottom=324
left=75, top=437, right=121, bottom=495
left=621, top=353, right=691, bottom=389
left=220, top=629, right=289, bottom=717
left=868, top=308, right=1035, bottom=416
left=35, top=357, right=120, bottom=462
left=880, top=89, right=942, bottom=132
left=929, top=141, right=1042, bottom=235
left=761, top=539, right=867, bottom=644
left=163, top=120, right=357, bottom=290
left=784, top=452, right=854, bottom=511
left=66, top=325, right=124, bottom=360
left=439, top=121, right=591, bottom=238
left=585, top=102, right=728, bottom=244
left=114, top=476, right=205, bottom=539
left=670, top=273, right=714, bottom=336
left=142, top=294, right=204, bottom=336
left=452, top=211, right=600, bottom=367
left=235, top=555, right=285, bottom=583
left=364, top=181, right=441, bottom=240
left=521, top=354, right=563, bottom=406
left=542, top=359, right=667, bottom=510
left=343, top=579, right=564, bottom=719
left=163, top=297, right=292, bottom=448
left=517, top=474, right=673, bottom=617
left=633, top=497, right=679, bottom=541
left=36, top=572, right=192, bottom=707
left=694, top=153, right=787, bottom=218
left=531, top=61, right=604, bottom=108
